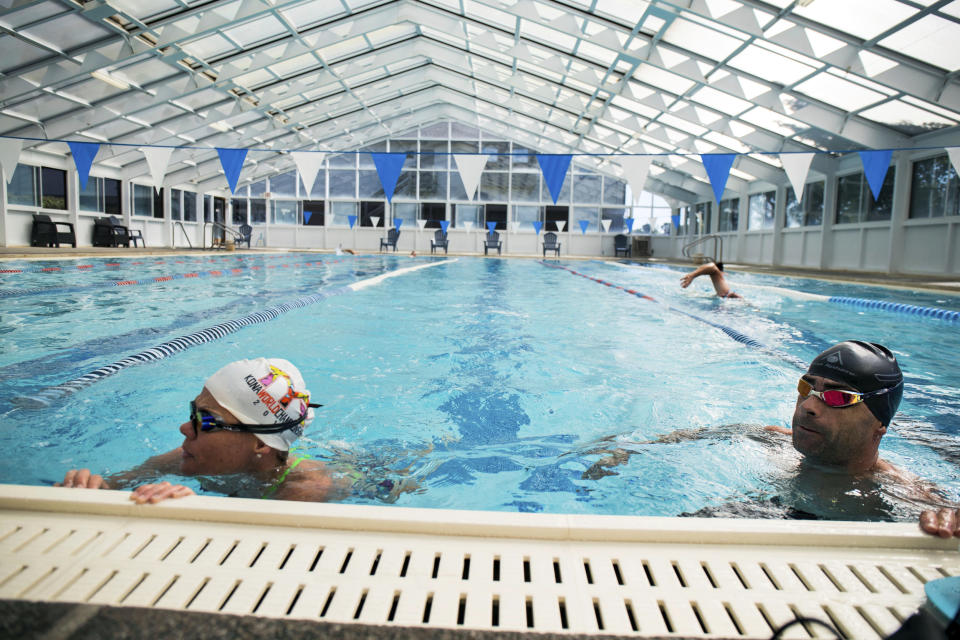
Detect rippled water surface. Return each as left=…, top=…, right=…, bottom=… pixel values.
left=0, top=254, right=957, bottom=519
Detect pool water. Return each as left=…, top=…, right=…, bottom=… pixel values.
left=0, top=254, right=957, bottom=519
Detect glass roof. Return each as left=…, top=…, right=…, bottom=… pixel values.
left=0, top=0, right=957, bottom=203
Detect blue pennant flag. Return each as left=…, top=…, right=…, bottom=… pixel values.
left=348, top=215, right=357, bottom=229
left=486, top=221, right=497, bottom=234
left=671, top=214, right=680, bottom=229
left=440, top=219, right=450, bottom=233
left=67, top=142, right=100, bottom=190
left=394, top=218, right=403, bottom=230
left=701, top=153, right=736, bottom=203
left=625, top=218, right=635, bottom=233
left=372, top=153, right=406, bottom=203
left=537, top=154, right=572, bottom=204
left=532, top=220, right=543, bottom=234
left=216, top=147, right=248, bottom=194
left=579, top=219, right=590, bottom=234
left=859, top=149, right=893, bottom=201
left=304, top=211, right=312, bottom=225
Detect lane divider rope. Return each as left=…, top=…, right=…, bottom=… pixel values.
left=605, top=261, right=960, bottom=322
left=14, top=259, right=456, bottom=408
left=541, top=261, right=808, bottom=370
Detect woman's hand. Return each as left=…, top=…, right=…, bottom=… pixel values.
left=130, top=482, right=195, bottom=504
left=55, top=468, right=109, bottom=489
left=919, top=508, right=960, bottom=538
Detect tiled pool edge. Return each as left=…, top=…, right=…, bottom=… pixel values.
left=1, top=485, right=957, bottom=638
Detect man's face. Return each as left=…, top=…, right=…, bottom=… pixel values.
left=791, top=374, right=885, bottom=468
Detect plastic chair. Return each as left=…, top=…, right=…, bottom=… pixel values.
left=542, top=231, right=560, bottom=257
left=30, top=214, right=76, bottom=248
left=430, top=229, right=448, bottom=254
left=238, top=224, right=252, bottom=249
left=614, top=234, right=631, bottom=257
left=484, top=230, right=502, bottom=255
left=380, top=228, right=400, bottom=252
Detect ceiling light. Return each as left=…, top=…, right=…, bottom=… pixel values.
left=90, top=70, right=130, bottom=90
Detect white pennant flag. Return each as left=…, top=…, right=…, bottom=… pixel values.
left=140, top=147, right=174, bottom=193
left=601, top=219, right=612, bottom=232
left=556, top=220, right=566, bottom=232
left=417, top=219, right=427, bottom=230
left=453, top=154, right=488, bottom=201
left=463, top=220, right=475, bottom=231
left=371, top=216, right=381, bottom=227
left=947, top=148, right=960, bottom=177
left=779, top=152, right=816, bottom=203
left=619, top=156, right=653, bottom=202
left=291, top=151, right=325, bottom=198
left=0, top=138, right=22, bottom=184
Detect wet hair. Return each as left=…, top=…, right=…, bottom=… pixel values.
left=806, top=341, right=903, bottom=426
left=714, top=261, right=724, bottom=271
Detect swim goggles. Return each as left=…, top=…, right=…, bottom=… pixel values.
left=190, top=400, right=321, bottom=436
left=796, top=377, right=898, bottom=408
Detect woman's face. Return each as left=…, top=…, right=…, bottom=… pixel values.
left=178, top=388, right=260, bottom=476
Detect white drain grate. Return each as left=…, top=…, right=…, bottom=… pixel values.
left=1, top=485, right=957, bottom=638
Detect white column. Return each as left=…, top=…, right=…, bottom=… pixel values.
left=887, top=152, right=911, bottom=275
left=0, top=171, right=8, bottom=246
left=818, top=173, right=838, bottom=271
left=162, top=187, right=172, bottom=248
left=771, top=184, right=786, bottom=267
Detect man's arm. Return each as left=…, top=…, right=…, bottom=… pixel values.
left=56, top=448, right=182, bottom=490
left=680, top=263, right=720, bottom=288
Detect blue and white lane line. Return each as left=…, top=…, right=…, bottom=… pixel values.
left=16, top=259, right=456, bottom=408
left=543, top=261, right=808, bottom=370
left=605, top=261, right=960, bottom=322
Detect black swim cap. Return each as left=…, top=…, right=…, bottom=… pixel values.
left=715, top=261, right=724, bottom=271
left=806, top=341, right=903, bottom=426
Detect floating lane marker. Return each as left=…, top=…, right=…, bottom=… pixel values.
left=15, top=259, right=456, bottom=408
left=604, top=261, right=960, bottom=322
left=541, top=261, right=808, bottom=370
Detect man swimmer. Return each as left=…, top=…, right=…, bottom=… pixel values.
left=57, top=358, right=350, bottom=503
left=680, top=261, right=741, bottom=298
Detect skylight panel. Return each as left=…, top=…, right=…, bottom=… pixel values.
left=367, top=23, right=418, bottom=47
left=879, top=14, right=960, bottom=71
left=794, top=72, right=887, bottom=111
left=633, top=64, right=695, bottom=96
left=593, top=0, right=649, bottom=27
left=661, top=17, right=744, bottom=62
left=740, top=105, right=805, bottom=137
left=235, top=68, right=274, bottom=89
left=577, top=41, right=618, bottom=67
left=1, top=1, right=67, bottom=30
left=859, top=100, right=956, bottom=132
left=704, top=130, right=750, bottom=153
left=463, top=0, right=515, bottom=31
left=660, top=112, right=708, bottom=137
left=181, top=33, right=237, bottom=60
left=901, top=95, right=960, bottom=121
left=792, top=0, right=915, bottom=41
left=280, top=1, right=345, bottom=30
left=109, top=0, right=182, bottom=21
left=21, top=13, right=113, bottom=51
left=317, top=35, right=369, bottom=62
left=222, top=15, right=287, bottom=48
left=690, top=86, right=751, bottom=116
left=728, top=43, right=817, bottom=85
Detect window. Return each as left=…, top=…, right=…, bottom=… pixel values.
left=573, top=175, right=602, bottom=202
left=360, top=201, right=384, bottom=227
left=132, top=184, right=163, bottom=218
left=511, top=173, right=539, bottom=202
left=513, top=205, right=539, bottom=230
left=546, top=206, right=570, bottom=231
left=910, top=154, right=959, bottom=219
left=231, top=197, right=247, bottom=225
left=329, top=200, right=356, bottom=227
left=171, top=188, right=182, bottom=221
left=270, top=171, right=297, bottom=198
left=836, top=168, right=895, bottom=223
left=485, top=203, right=508, bottom=230
left=6, top=164, right=68, bottom=210
left=182, top=191, right=197, bottom=222
left=453, top=203, right=481, bottom=228
left=603, top=177, right=626, bottom=205
left=79, top=176, right=121, bottom=214
left=272, top=200, right=298, bottom=225
left=573, top=206, right=597, bottom=232
left=303, top=200, right=324, bottom=226
left=785, top=182, right=825, bottom=227
left=717, top=197, right=739, bottom=232
left=419, top=171, right=447, bottom=200
left=419, top=202, right=446, bottom=228
left=250, top=198, right=266, bottom=225
left=693, top=202, right=711, bottom=234
left=393, top=203, right=418, bottom=228
left=602, top=207, right=626, bottom=232
left=480, top=172, right=509, bottom=201
left=748, top=191, right=775, bottom=230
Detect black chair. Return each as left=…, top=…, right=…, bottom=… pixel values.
left=128, top=227, right=145, bottom=247
left=542, top=231, right=560, bottom=257
left=92, top=217, right=129, bottom=247
left=30, top=214, right=76, bottom=248
left=484, top=230, right=502, bottom=255
left=380, top=227, right=400, bottom=252
left=238, top=224, right=252, bottom=249
left=430, top=229, right=448, bottom=254
left=614, top=233, right=631, bottom=257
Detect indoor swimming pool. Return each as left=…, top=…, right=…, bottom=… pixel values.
left=0, top=253, right=957, bottom=521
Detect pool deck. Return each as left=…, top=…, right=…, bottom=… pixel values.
left=1, top=485, right=958, bottom=639
left=2, top=245, right=959, bottom=294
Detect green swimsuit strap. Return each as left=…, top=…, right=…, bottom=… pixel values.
left=261, top=454, right=309, bottom=499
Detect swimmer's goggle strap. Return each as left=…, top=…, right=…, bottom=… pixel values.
left=797, top=377, right=901, bottom=408
left=191, top=400, right=323, bottom=434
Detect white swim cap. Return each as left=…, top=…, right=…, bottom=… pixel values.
left=204, top=357, right=314, bottom=451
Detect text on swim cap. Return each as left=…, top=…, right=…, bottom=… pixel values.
left=244, top=374, right=299, bottom=422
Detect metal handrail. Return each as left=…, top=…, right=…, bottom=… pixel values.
left=173, top=221, right=193, bottom=249
left=682, top=234, right=723, bottom=263
left=203, top=221, right=243, bottom=250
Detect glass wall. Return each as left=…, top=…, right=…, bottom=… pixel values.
left=79, top=176, right=121, bottom=215
left=132, top=183, right=163, bottom=218
left=747, top=191, right=775, bottom=230
left=910, top=154, right=959, bottom=219
left=6, top=164, right=68, bottom=210
left=717, top=197, right=739, bottom=232
left=784, top=182, right=824, bottom=228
